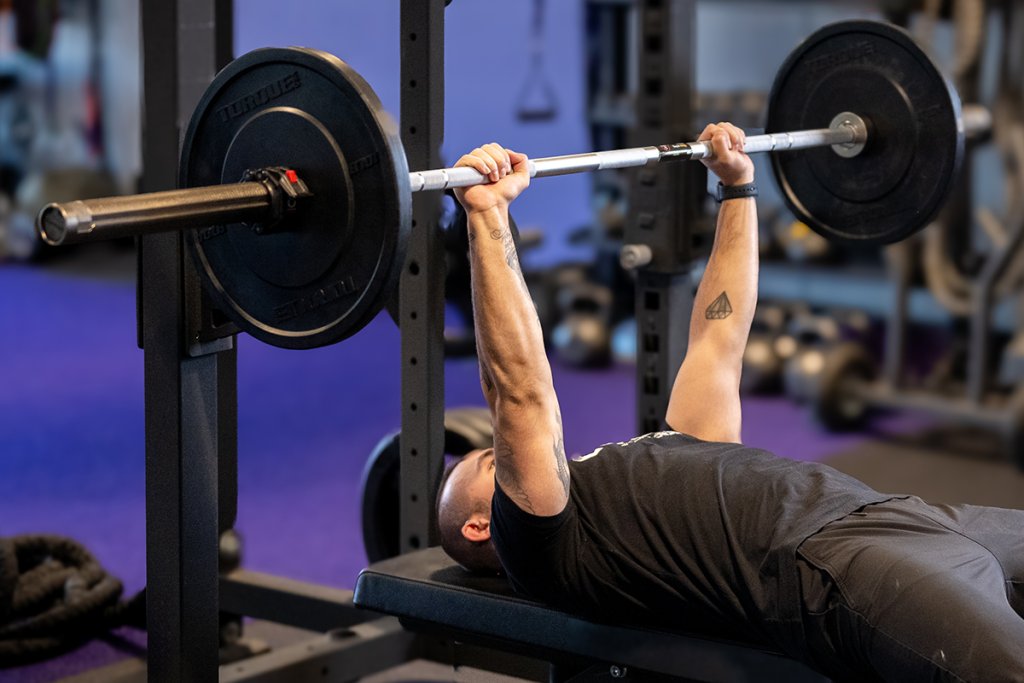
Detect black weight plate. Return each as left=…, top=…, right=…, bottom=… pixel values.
left=767, top=21, right=964, bottom=245
left=181, top=48, right=410, bottom=349
left=361, top=431, right=401, bottom=564
left=360, top=410, right=492, bottom=564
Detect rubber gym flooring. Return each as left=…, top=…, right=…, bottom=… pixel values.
left=2, top=244, right=1022, bottom=682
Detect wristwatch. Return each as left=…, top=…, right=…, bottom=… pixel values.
left=714, top=181, right=758, bottom=203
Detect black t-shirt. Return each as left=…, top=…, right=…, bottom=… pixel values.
left=490, top=431, right=894, bottom=651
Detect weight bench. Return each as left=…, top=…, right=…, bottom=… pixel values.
left=354, top=547, right=827, bottom=682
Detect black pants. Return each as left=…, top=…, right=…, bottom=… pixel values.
left=796, top=497, right=1024, bottom=682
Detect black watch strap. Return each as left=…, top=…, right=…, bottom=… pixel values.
left=714, top=181, right=758, bottom=203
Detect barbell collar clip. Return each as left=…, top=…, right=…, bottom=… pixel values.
left=242, top=166, right=313, bottom=235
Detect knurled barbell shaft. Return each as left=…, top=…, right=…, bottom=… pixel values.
left=408, top=115, right=866, bottom=192
left=40, top=115, right=867, bottom=246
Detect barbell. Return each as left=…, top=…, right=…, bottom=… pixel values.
left=39, top=117, right=869, bottom=243
left=36, top=21, right=987, bottom=349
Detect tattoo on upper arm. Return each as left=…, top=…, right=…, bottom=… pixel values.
left=705, top=291, right=733, bottom=320
left=494, top=435, right=536, bottom=514
left=554, top=430, right=569, bottom=497
left=479, top=361, right=495, bottom=394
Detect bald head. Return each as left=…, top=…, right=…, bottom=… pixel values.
left=437, top=448, right=501, bottom=573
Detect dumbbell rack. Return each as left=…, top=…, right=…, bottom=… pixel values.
left=752, top=6, right=1024, bottom=464
left=859, top=7, right=1024, bottom=464
left=587, top=0, right=1024, bottom=464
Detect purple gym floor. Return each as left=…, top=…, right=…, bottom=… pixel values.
left=0, top=261, right=923, bottom=682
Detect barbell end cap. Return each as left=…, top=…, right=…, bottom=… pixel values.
left=620, top=244, right=653, bottom=270
left=37, top=202, right=95, bottom=246
left=961, top=104, right=992, bottom=140
left=829, top=112, right=868, bottom=159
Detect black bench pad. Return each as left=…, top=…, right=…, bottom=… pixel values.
left=354, top=547, right=826, bottom=682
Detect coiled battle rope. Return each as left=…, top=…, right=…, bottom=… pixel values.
left=0, top=535, right=144, bottom=667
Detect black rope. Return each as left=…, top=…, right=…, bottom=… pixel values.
left=0, top=535, right=145, bottom=668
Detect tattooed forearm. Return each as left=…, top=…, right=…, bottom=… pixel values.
left=494, top=436, right=536, bottom=514
left=503, top=235, right=521, bottom=273
left=490, top=228, right=527, bottom=280
left=705, top=291, right=733, bottom=320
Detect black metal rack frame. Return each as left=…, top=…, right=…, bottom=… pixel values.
left=132, top=2, right=448, bottom=682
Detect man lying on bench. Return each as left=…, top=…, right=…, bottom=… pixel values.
left=436, top=127, right=1024, bottom=682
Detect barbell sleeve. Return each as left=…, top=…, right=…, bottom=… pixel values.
left=38, top=182, right=275, bottom=246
